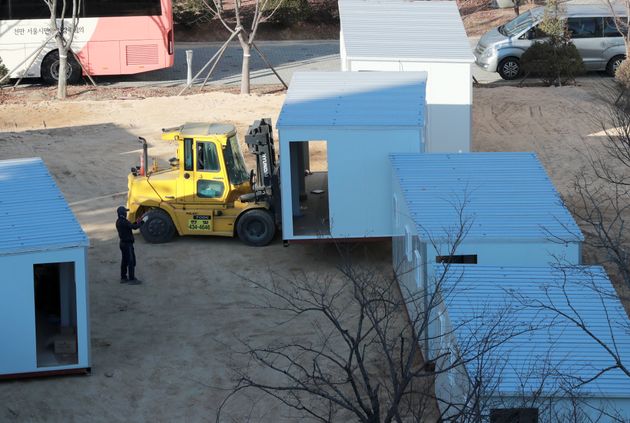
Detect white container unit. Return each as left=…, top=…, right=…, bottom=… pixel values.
left=339, top=0, right=474, bottom=153
left=0, top=158, right=90, bottom=378
left=390, top=152, right=583, bottom=279
left=436, top=265, right=630, bottom=422
left=277, top=71, right=427, bottom=242
left=390, top=152, right=584, bottom=355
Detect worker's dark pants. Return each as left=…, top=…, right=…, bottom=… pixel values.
left=119, top=242, right=136, bottom=280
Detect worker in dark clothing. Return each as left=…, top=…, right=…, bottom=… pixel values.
left=116, top=206, right=146, bottom=284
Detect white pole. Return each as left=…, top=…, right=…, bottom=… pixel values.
left=185, top=49, right=193, bottom=86
left=178, top=31, right=239, bottom=96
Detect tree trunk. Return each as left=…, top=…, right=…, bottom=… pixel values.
left=57, top=43, right=68, bottom=100
left=238, top=33, right=251, bottom=95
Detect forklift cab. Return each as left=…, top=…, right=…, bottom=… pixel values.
left=170, top=124, right=250, bottom=206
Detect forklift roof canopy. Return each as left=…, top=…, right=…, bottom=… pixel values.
left=176, top=123, right=236, bottom=137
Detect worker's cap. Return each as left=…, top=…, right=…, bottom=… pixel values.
left=116, top=206, right=129, bottom=216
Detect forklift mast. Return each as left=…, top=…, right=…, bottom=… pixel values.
left=244, top=118, right=282, bottom=223
left=245, top=118, right=276, bottom=190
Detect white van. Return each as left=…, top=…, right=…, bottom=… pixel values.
left=474, top=3, right=627, bottom=79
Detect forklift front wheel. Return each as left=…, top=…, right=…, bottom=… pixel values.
left=236, top=209, right=276, bottom=247
left=140, top=209, right=176, bottom=243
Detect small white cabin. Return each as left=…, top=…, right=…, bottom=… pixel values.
left=391, top=152, right=583, bottom=290
left=277, top=71, right=427, bottom=242
left=436, top=265, right=630, bottom=422
left=0, top=158, right=90, bottom=378
left=339, top=0, right=474, bottom=153
left=390, top=152, right=584, bottom=356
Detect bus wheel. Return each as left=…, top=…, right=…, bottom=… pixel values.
left=236, top=209, right=276, bottom=247
left=41, top=51, right=82, bottom=85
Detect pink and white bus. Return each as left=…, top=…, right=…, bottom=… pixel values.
left=0, top=0, right=174, bottom=84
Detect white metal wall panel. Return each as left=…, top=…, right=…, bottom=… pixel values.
left=279, top=127, right=424, bottom=240
left=0, top=247, right=90, bottom=376
left=348, top=60, right=472, bottom=152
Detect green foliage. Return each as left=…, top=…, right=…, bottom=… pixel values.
left=538, top=0, right=569, bottom=45
left=173, top=0, right=212, bottom=26
left=264, top=0, right=312, bottom=26
left=308, top=0, right=338, bottom=24
left=521, top=41, right=585, bottom=85
left=521, top=0, right=584, bottom=86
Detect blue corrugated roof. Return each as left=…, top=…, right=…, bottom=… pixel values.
left=0, top=158, right=88, bottom=255
left=277, top=72, right=426, bottom=128
left=340, top=0, right=475, bottom=63
left=390, top=152, right=583, bottom=242
left=441, top=265, right=630, bottom=397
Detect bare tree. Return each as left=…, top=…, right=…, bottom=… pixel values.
left=440, top=259, right=630, bottom=422
left=42, top=0, right=81, bottom=99
left=507, top=265, right=630, bottom=422
left=605, top=0, right=630, bottom=57
left=0, top=57, right=7, bottom=82
left=570, top=94, right=630, bottom=287
left=215, top=209, right=534, bottom=423
left=461, top=350, right=579, bottom=422
left=200, top=0, right=286, bottom=94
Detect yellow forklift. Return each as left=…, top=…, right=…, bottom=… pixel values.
left=125, top=119, right=280, bottom=246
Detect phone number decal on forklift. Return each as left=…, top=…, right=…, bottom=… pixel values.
left=188, top=215, right=211, bottom=231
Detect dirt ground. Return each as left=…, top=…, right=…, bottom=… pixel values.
left=0, top=80, right=620, bottom=421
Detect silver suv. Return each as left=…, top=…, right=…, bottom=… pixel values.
left=474, top=4, right=626, bottom=80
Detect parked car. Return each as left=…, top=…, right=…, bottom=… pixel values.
left=474, top=3, right=627, bottom=80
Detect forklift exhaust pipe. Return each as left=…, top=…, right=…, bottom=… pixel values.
left=138, top=137, right=148, bottom=176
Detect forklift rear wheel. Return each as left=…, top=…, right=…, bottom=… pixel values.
left=140, top=209, right=176, bottom=243
left=236, top=209, right=276, bottom=247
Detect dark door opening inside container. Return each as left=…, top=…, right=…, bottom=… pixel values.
left=436, top=254, right=478, bottom=264
left=34, top=262, right=78, bottom=367
left=290, top=140, right=330, bottom=237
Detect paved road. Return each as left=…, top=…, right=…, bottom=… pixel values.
left=95, top=37, right=610, bottom=88
left=95, top=37, right=504, bottom=87
left=98, top=40, right=341, bottom=88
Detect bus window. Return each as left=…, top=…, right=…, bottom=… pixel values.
left=1, top=0, right=49, bottom=19
left=83, top=0, right=161, bottom=18
left=0, top=0, right=8, bottom=20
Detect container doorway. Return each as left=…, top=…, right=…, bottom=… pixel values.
left=290, top=140, right=330, bottom=236
left=33, top=262, right=78, bottom=367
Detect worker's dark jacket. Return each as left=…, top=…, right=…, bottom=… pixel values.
left=116, top=217, right=141, bottom=243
